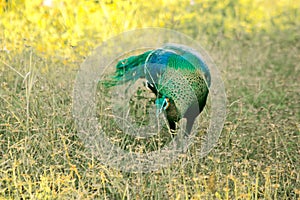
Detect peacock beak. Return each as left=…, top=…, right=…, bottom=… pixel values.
left=155, top=99, right=163, bottom=117
left=155, top=97, right=169, bottom=117
left=156, top=105, right=163, bottom=117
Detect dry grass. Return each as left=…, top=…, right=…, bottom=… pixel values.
left=0, top=1, right=300, bottom=199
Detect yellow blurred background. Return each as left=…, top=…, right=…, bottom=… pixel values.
left=1, top=0, right=299, bottom=60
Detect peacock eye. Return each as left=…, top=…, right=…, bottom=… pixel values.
left=163, top=98, right=170, bottom=110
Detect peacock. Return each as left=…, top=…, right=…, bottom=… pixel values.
left=104, top=44, right=211, bottom=136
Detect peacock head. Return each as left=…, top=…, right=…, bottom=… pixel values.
left=155, top=96, right=170, bottom=117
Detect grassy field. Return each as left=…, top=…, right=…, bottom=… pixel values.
left=1, top=0, right=300, bottom=199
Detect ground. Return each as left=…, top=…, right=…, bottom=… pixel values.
left=0, top=0, right=299, bottom=199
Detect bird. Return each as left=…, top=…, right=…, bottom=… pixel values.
left=103, top=44, right=211, bottom=136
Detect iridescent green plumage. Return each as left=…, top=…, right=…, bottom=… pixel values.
left=105, top=44, right=210, bottom=135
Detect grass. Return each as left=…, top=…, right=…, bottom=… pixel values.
left=1, top=8, right=300, bottom=200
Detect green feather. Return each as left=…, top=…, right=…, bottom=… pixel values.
left=101, top=50, right=152, bottom=87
